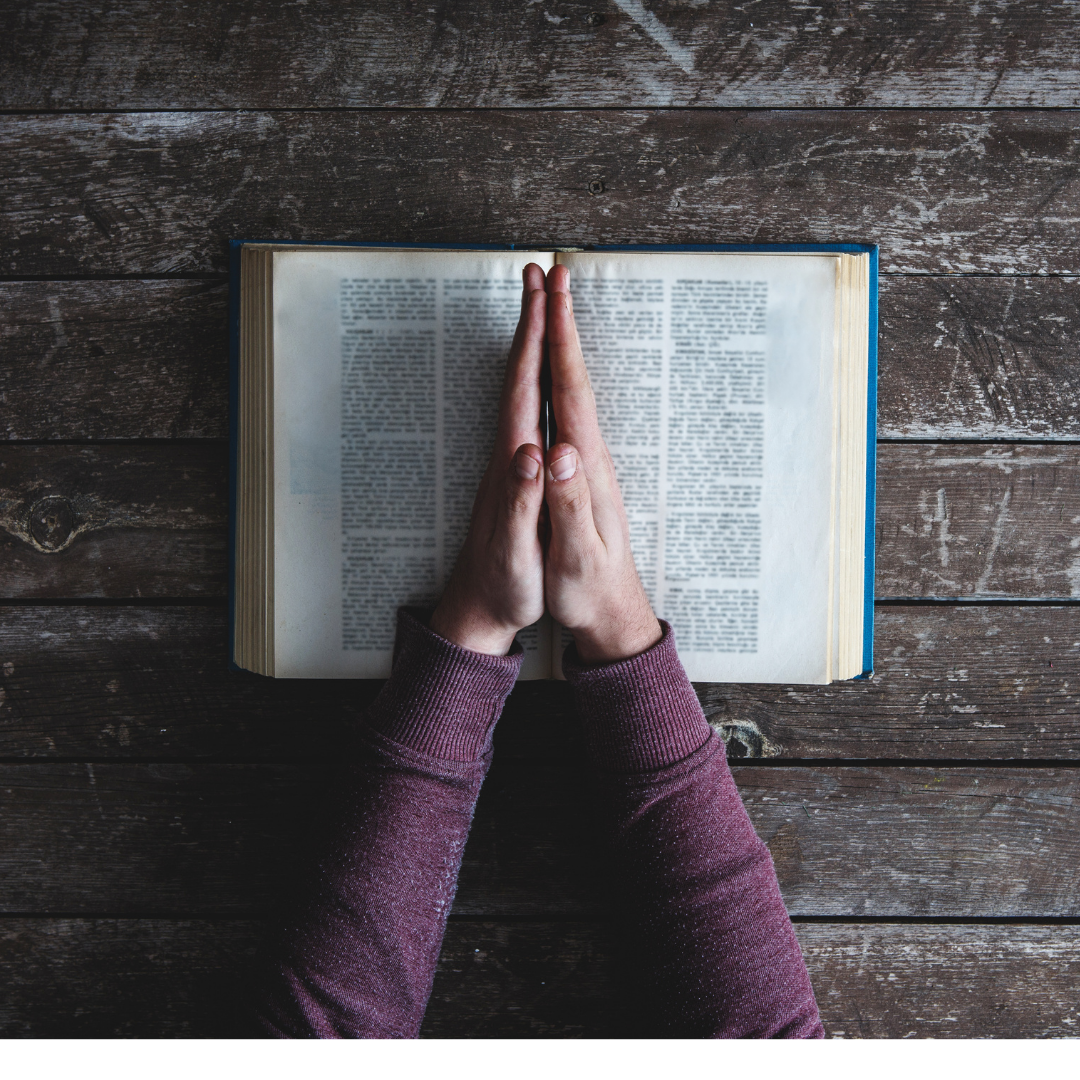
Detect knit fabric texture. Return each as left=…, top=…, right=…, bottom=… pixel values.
left=562, top=620, right=713, bottom=771
left=367, top=608, right=523, bottom=761
left=254, top=612, right=823, bottom=1038
left=564, top=621, right=823, bottom=1038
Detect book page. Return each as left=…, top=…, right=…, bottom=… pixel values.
left=271, top=248, right=554, bottom=679
left=560, top=252, right=838, bottom=684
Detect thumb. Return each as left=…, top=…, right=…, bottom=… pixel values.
left=544, top=443, right=595, bottom=550
left=496, top=443, right=545, bottom=543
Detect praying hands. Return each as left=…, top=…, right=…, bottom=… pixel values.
left=430, top=263, right=662, bottom=665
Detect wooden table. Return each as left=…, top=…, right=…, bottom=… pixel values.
left=2, top=1, right=1078, bottom=1038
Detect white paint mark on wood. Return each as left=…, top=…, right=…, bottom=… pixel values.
left=975, top=487, right=1012, bottom=595
left=930, top=452, right=1069, bottom=471
left=41, top=296, right=68, bottom=369
left=612, top=0, right=696, bottom=75
left=935, top=487, right=951, bottom=568
left=1066, top=547, right=1080, bottom=597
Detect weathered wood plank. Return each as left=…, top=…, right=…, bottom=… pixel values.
left=796, top=923, right=1080, bottom=1039
left=0, top=764, right=1075, bottom=916
left=0, top=763, right=323, bottom=915
left=456, top=763, right=1080, bottom=917
left=0, top=919, right=262, bottom=1037
left=879, top=276, right=1080, bottom=440
left=1, top=442, right=1076, bottom=599
left=0, top=606, right=380, bottom=759
left=0, top=281, right=229, bottom=441
left=735, top=767, right=1080, bottom=918
left=0, top=605, right=1076, bottom=761
left=4, top=111, right=1080, bottom=277
left=427, top=920, right=621, bottom=1039
left=4, top=1, right=1080, bottom=110
left=2, top=919, right=1075, bottom=1038
left=0, top=444, right=225, bottom=598
left=426, top=922, right=1080, bottom=1039
left=5, top=277, right=1080, bottom=441
left=876, top=444, right=1080, bottom=599
left=701, top=604, right=1080, bottom=761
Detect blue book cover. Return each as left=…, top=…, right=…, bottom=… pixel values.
left=229, top=240, right=877, bottom=679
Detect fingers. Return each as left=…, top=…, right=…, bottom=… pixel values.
left=497, top=265, right=547, bottom=456
left=496, top=443, right=545, bottom=546
left=545, top=266, right=626, bottom=539
left=544, top=443, right=596, bottom=553
left=545, top=265, right=604, bottom=450
left=522, top=261, right=546, bottom=295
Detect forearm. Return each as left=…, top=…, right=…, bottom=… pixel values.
left=255, top=610, right=521, bottom=1038
left=565, top=623, right=824, bottom=1039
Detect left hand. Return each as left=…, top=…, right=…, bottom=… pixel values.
left=429, top=263, right=549, bottom=654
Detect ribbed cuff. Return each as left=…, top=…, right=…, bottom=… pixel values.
left=364, top=608, right=523, bottom=763
left=563, top=621, right=712, bottom=773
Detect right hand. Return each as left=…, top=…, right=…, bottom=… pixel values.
left=542, top=265, right=662, bottom=665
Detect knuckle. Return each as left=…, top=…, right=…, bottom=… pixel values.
left=561, top=487, right=591, bottom=517
left=506, top=486, right=535, bottom=518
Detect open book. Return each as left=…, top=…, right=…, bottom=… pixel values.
left=230, top=242, right=876, bottom=684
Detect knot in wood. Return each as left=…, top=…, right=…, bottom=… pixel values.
left=588, top=179, right=605, bottom=195
left=711, top=718, right=783, bottom=759
left=29, top=496, right=76, bottom=552
left=584, top=12, right=606, bottom=26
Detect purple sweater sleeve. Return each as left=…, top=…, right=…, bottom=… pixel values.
left=255, top=609, right=520, bottom=1038
left=564, top=621, right=825, bottom=1039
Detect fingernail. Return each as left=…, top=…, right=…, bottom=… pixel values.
left=549, top=452, right=576, bottom=481
left=515, top=451, right=540, bottom=480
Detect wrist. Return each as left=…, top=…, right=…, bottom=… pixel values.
left=429, top=600, right=518, bottom=656
left=572, top=608, right=662, bottom=665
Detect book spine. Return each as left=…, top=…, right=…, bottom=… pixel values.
left=227, top=241, right=243, bottom=671
left=859, top=246, right=880, bottom=679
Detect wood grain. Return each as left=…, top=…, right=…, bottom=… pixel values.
left=456, top=762, right=1080, bottom=917
left=0, top=443, right=225, bottom=598
left=0, top=281, right=229, bottom=441
left=879, top=275, right=1080, bottom=440
left=1, top=605, right=1076, bottom=761
left=875, top=444, right=1080, bottom=599
left=5, top=277, right=1080, bottom=441
left=0, top=605, right=381, bottom=760
left=4, top=111, right=1080, bottom=277
left=0, top=918, right=262, bottom=1038
left=0, top=763, right=1075, bottom=916
left=4, top=1, right=1080, bottom=110
left=701, top=604, right=1080, bottom=761
left=1, top=918, right=1075, bottom=1038
left=797, top=923, right=1080, bottom=1039
left=426, top=922, right=1080, bottom=1039
left=1, top=442, right=1077, bottom=599
left=426, top=920, right=621, bottom=1039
